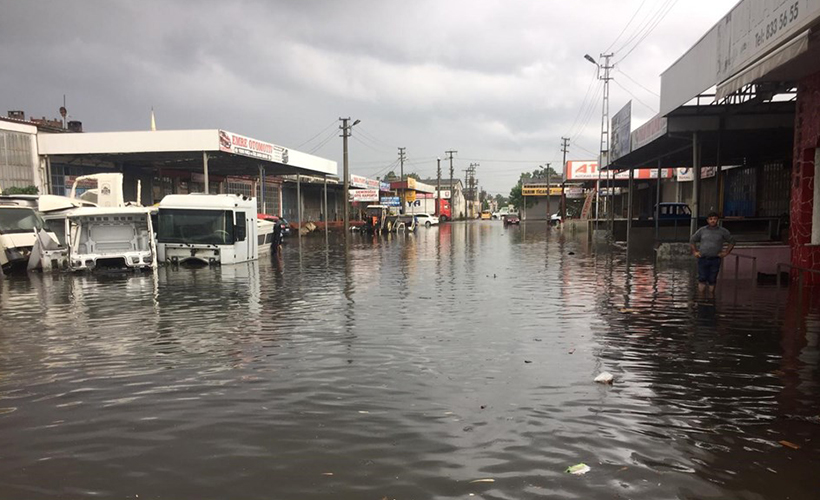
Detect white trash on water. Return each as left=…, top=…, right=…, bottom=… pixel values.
left=594, top=372, right=614, bottom=384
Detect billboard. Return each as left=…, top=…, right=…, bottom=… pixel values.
left=218, top=130, right=288, bottom=163
left=522, top=186, right=563, bottom=196
left=566, top=160, right=675, bottom=180
left=349, top=189, right=379, bottom=202
left=610, top=101, right=631, bottom=163
left=630, top=115, right=667, bottom=151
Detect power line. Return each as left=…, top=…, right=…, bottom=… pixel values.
left=355, top=125, right=394, bottom=148
left=308, top=128, right=339, bottom=154
left=615, top=0, right=680, bottom=64
left=566, top=68, right=603, bottom=139
left=616, top=67, right=659, bottom=97
left=295, top=119, right=338, bottom=149
left=350, top=134, right=394, bottom=154
left=612, top=0, right=672, bottom=55
left=613, top=79, right=657, bottom=113
left=605, top=0, right=649, bottom=53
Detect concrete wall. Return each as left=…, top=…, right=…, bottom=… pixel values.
left=522, top=195, right=561, bottom=220
left=790, top=69, right=820, bottom=281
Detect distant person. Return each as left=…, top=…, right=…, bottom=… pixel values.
left=272, top=219, right=283, bottom=254
left=690, top=211, right=735, bottom=296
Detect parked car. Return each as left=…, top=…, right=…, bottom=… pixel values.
left=502, top=213, right=520, bottom=225
left=413, top=213, right=439, bottom=227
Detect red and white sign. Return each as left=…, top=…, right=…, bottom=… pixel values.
left=350, top=174, right=380, bottom=190
left=566, top=160, right=674, bottom=180
left=349, top=189, right=379, bottom=202
left=218, top=130, right=288, bottom=163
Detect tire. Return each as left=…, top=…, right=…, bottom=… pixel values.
left=425, top=221, right=431, bottom=227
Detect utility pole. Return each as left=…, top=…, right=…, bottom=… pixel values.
left=561, top=137, right=569, bottom=220
left=436, top=157, right=442, bottom=217
left=544, top=162, right=551, bottom=220
left=585, top=53, right=613, bottom=230
left=340, top=117, right=360, bottom=236
left=445, top=150, right=457, bottom=217
left=464, top=163, right=478, bottom=219
left=398, top=147, right=406, bottom=213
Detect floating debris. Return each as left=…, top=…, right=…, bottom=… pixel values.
left=565, top=463, right=590, bottom=475
left=469, top=478, right=495, bottom=483
left=779, top=440, right=800, bottom=450
left=594, top=372, right=614, bottom=384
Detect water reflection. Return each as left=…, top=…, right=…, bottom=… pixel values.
left=0, top=221, right=818, bottom=499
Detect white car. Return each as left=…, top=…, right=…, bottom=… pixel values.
left=413, top=213, right=439, bottom=227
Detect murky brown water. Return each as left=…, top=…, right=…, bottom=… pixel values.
left=1, top=221, right=818, bottom=499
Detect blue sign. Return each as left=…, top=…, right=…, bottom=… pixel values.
left=380, top=196, right=400, bottom=206
left=380, top=181, right=391, bottom=192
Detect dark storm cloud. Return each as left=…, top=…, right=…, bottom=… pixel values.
left=0, top=0, right=737, bottom=192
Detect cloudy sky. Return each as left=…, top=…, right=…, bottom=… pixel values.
left=0, top=0, right=738, bottom=195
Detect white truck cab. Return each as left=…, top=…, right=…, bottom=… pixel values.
left=0, top=205, right=54, bottom=273
left=66, top=206, right=156, bottom=271
left=157, top=194, right=260, bottom=265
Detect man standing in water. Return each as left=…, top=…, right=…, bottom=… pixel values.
left=690, top=211, right=735, bottom=296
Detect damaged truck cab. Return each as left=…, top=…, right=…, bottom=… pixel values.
left=66, top=207, right=156, bottom=271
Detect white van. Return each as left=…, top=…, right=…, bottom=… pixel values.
left=157, top=194, right=263, bottom=265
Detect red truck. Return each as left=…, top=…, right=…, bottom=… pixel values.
left=406, top=196, right=452, bottom=221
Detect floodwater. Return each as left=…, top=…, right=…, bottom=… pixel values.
left=1, top=221, right=818, bottom=500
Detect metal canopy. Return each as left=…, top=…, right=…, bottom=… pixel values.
left=605, top=100, right=795, bottom=171
left=48, top=150, right=326, bottom=178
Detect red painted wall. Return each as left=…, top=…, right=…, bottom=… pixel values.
left=790, top=70, right=820, bottom=280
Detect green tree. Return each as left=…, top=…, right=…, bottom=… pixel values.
left=1, top=185, right=39, bottom=195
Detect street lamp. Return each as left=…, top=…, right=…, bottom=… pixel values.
left=341, top=117, right=361, bottom=236
left=583, top=52, right=613, bottom=230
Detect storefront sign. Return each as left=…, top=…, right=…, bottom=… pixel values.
left=630, top=115, right=668, bottom=151
left=404, top=190, right=416, bottom=203
left=566, top=160, right=675, bottom=180
left=610, top=101, right=632, bottom=163
left=349, top=189, right=379, bottom=202
left=380, top=181, right=391, bottom=192
left=565, top=187, right=586, bottom=199
left=218, top=130, right=288, bottom=163
left=350, top=174, right=368, bottom=189
left=676, top=166, right=717, bottom=181
left=380, top=196, right=400, bottom=206
left=522, top=186, right=563, bottom=196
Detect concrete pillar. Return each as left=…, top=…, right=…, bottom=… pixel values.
left=627, top=166, right=634, bottom=247
left=202, top=151, right=209, bottom=194
left=691, top=132, right=701, bottom=236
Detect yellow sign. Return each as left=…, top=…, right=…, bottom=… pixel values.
left=403, top=190, right=416, bottom=203
left=405, top=177, right=417, bottom=190
left=522, top=186, right=563, bottom=196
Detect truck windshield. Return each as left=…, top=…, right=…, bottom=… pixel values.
left=0, top=207, right=45, bottom=235
left=158, top=209, right=234, bottom=245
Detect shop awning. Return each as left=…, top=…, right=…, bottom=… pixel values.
left=716, top=30, right=811, bottom=101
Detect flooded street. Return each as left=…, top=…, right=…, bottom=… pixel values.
left=1, top=221, right=818, bottom=499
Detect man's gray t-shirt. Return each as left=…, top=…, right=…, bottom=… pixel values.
left=690, top=225, right=735, bottom=257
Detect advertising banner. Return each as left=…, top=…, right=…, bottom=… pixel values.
left=380, top=181, right=391, bottom=192
left=349, top=189, right=379, bottom=202
left=630, top=115, right=668, bottom=151
left=565, top=187, right=586, bottom=199
left=350, top=174, right=369, bottom=189
left=676, top=166, right=717, bottom=181
left=380, top=197, right=400, bottom=206
left=566, top=160, right=675, bottom=180
left=404, top=190, right=416, bottom=203
left=610, top=101, right=632, bottom=163
left=522, top=186, right=563, bottom=196
left=218, top=130, right=288, bottom=163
